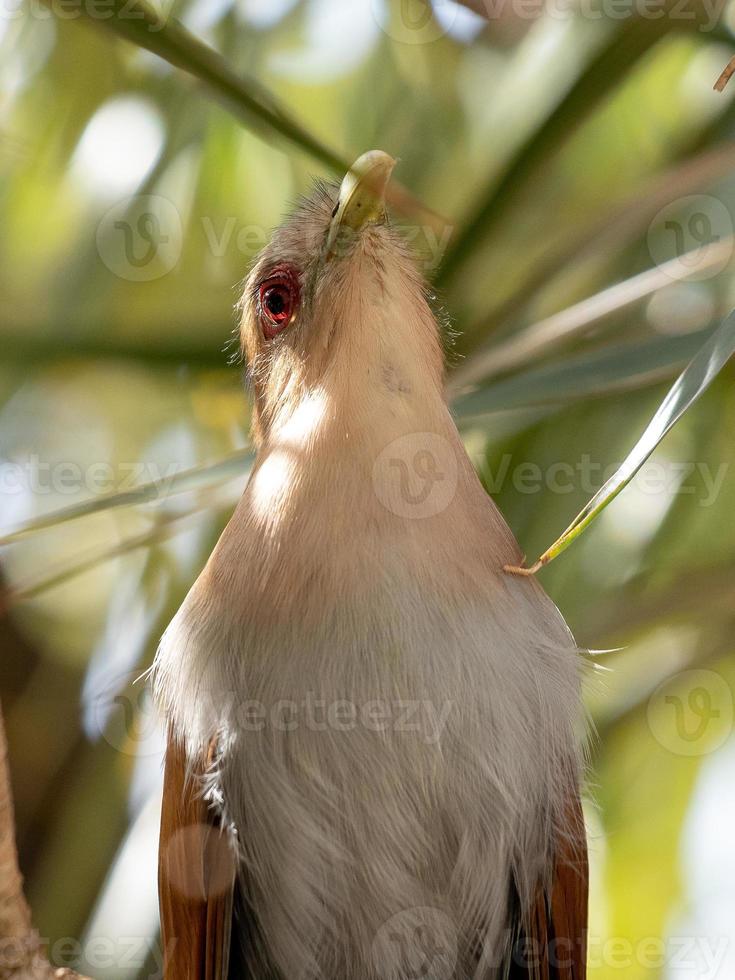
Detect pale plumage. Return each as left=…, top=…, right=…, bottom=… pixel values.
left=155, top=155, right=586, bottom=979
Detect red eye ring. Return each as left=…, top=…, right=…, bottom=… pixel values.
left=258, top=267, right=300, bottom=339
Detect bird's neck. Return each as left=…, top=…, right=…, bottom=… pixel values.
left=261, top=363, right=455, bottom=471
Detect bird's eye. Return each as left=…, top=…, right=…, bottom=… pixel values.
left=258, top=268, right=299, bottom=339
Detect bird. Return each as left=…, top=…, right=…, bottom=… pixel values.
left=153, top=150, right=588, bottom=980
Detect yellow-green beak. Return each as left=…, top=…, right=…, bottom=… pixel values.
left=325, top=150, right=397, bottom=259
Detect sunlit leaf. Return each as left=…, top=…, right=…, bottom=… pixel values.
left=46, top=0, right=348, bottom=173
left=505, top=310, right=735, bottom=574
left=460, top=138, right=735, bottom=346
left=38, top=0, right=442, bottom=230
left=3, top=510, right=203, bottom=606
left=452, top=326, right=715, bottom=419
left=450, top=235, right=734, bottom=390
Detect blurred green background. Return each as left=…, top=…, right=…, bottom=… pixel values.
left=2, top=0, right=735, bottom=976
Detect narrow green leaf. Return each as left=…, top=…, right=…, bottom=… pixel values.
left=2, top=510, right=204, bottom=606
left=450, top=235, right=735, bottom=391
left=0, top=449, right=253, bottom=545
left=59, top=0, right=349, bottom=173
left=505, top=311, right=735, bottom=575
left=452, top=327, right=715, bottom=419
left=42, top=0, right=442, bottom=230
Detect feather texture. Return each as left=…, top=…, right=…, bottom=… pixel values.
left=158, top=734, right=236, bottom=980
left=509, top=789, right=588, bottom=980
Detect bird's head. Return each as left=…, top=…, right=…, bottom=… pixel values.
left=239, top=151, right=446, bottom=447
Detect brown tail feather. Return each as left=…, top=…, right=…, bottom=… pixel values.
left=159, top=737, right=586, bottom=980
left=158, top=734, right=237, bottom=980
left=509, top=792, right=588, bottom=980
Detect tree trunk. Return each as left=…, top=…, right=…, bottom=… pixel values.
left=0, top=700, right=90, bottom=980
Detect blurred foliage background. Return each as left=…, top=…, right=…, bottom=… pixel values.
left=2, top=0, right=735, bottom=976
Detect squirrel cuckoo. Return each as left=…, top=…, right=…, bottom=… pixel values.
left=154, top=151, right=587, bottom=979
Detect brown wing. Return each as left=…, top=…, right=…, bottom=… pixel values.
left=508, top=790, right=588, bottom=980
left=158, top=733, right=237, bottom=980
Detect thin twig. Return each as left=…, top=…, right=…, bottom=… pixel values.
left=0, top=508, right=212, bottom=613
left=714, top=56, right=735, bottom=92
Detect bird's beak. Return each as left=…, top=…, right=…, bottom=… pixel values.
left=324, top=150, right=397, bottom=260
